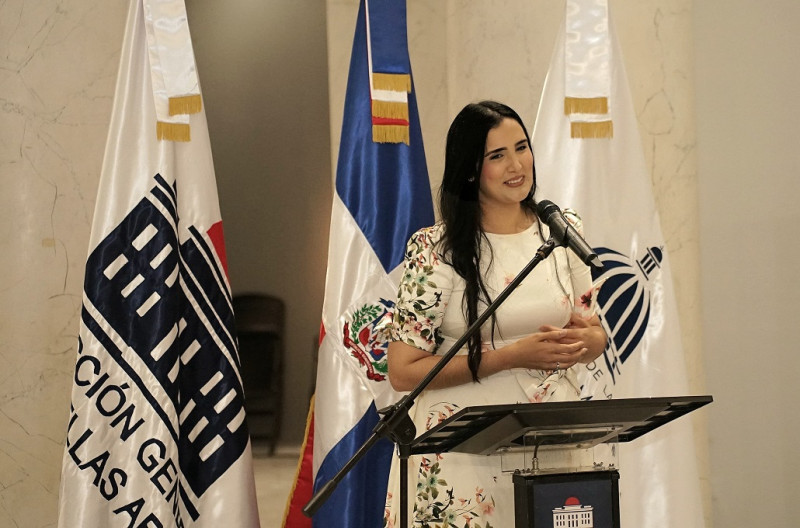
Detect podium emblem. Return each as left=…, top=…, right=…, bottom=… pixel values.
left=552, top=496, right=594, bottom=527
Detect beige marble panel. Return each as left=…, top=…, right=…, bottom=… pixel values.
left=612, top=3, right=709, bottom=519
left=0, top=1, right=127, bottom=526
left=443, top=0, right=562, bottom=121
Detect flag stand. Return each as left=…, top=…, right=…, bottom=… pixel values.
left=303, top=236, right=561, bottom=525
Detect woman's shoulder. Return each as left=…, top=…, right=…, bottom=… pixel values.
left=407, top=222, right=445, bottom=249
left=403, top=222, right=451, bottom=271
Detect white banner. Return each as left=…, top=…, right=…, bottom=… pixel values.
left=533, top=12, right=706, bottom=528
left=57, top=1, right=259, bottom=526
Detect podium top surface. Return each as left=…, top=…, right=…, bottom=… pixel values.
left=409, top=395, right=712, bottom=456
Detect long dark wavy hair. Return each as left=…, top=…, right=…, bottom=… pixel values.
left=438, top=101, right=538, bottom=381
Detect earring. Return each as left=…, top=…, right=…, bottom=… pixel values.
left=467, top=176, right=475, bottom=182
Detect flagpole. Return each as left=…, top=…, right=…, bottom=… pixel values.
left=303, top=237, right=560, bottom=526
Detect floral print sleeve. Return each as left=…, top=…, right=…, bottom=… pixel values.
left=391, top=224, right=452, bottom=353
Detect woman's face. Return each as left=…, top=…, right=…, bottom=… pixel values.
left=478, top=118, right=534, bottom=210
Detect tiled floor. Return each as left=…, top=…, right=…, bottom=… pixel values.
left=253, top=443, right=302, bottom=527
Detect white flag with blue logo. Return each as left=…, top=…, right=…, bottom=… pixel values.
left=532, top=11, right=706, bottom=528
left=57, top=1, right=259, bottom=526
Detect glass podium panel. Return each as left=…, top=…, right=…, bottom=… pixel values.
left=499, top=438, right=619, bottom=475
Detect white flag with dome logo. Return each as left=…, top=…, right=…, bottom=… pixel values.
left=532, top=8, right=706, bottom=527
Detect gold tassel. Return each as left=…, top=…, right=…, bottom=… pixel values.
left=169, top=94, right=202, bottom=116
left=564, top=96, right=608, bottom=115
left=372, top=73, right=411, bottom=93
left=372, top=124, right=410, bottom=145
left=371, top=100, right=409, bottom=121
left=156, top=121, right=192, bottom=142
left=570, top=120, right=614, bottom=139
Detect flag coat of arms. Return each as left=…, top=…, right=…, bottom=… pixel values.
left=533, top=4, right=705, bottom=526
left=57, top=0, right=259, bottom=526
left=282, top=0, right=434, bottom=526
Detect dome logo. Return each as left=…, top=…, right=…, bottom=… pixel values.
left=582, top=245, right=664, bottom=395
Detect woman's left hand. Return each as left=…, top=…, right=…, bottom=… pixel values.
left=539, top=312, right=607, bottom=363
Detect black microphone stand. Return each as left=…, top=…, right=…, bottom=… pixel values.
left=303, top=236, right=559, bottom=527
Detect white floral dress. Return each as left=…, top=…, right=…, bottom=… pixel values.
left=384, top=213, right=595, bottom=528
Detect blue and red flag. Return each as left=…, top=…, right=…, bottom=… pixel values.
left=283, top=0, right=433, bottom=526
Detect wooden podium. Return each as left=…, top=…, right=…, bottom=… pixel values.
left=405, top=395, right=712, bottom=528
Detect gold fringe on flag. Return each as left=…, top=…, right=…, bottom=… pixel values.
left=156, top=121, right=192, bottom=142
left=564, top=96, right=609, bottom=115
left=281, top=395, right=315, bottom=526
left=168, top=94, right=202, bottom=116
left=373, top=124, right=409, bottom=145
left=372, top=73, right=411, bottom=93
left=371, top=100, right=409, bottom=121
left=570, top=120, right=614, bottom=139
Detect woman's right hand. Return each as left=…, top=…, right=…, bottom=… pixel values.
left=505, top=329, right=587, bottom=371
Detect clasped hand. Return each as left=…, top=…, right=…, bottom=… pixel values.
left=512, top=312, right=605, bottom=371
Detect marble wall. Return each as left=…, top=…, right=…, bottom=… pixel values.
left=1, top=1, right=128, bottom=526
left=1, top=0, right=707, bottom=526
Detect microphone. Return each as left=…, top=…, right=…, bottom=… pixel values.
left=536, top=199, right=603, bottom=269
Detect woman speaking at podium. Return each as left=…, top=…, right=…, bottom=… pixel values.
left=383, top=101, right=607, bottom=527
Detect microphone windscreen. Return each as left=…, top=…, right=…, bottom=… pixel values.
left=535, top=199, right=561, bottom=221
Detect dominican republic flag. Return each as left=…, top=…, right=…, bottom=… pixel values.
left=57, top=1, right=259, bottom=526
left=533, top=2, right=705, bottom=526
left=282, top=0, right=434, bottom=526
